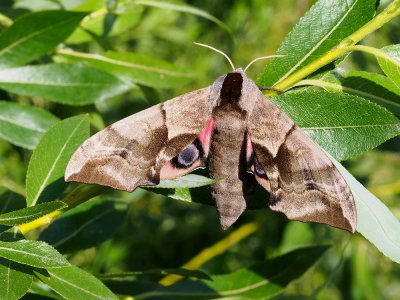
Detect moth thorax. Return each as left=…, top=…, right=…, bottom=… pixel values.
left=220, top=72, right=243, bottom=103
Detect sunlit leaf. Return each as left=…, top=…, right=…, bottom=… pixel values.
left=0, top=63, right=132, bottom=105
left=258, top=0, right=377, bottom=86
left=0, top=11, right=85, bottom=68
left=0, top=259, right=32, bottom=300
left=378, top=44, right=400, bottom=85
left=26, top=115, right=90, bottom=206
left=0, top=101, right=59, bottom=150
left=58, top=50, right=193, bottom=88
left=35, top=265, right=118, bottom=300
left=67, top=2, right=143, bottom=44
left=0, top=201, right=66, bottom=226
left=0, top=240, right=69, bottom=268
left=272, top=90, right=400, bottom=160
left=328, top=152, right=400, bottom=263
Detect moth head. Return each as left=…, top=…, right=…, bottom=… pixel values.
left=220, top=71, right=244, bottom=102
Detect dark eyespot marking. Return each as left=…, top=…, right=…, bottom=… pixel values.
left=254, top=155, right=268, bottom=179
left=171, top=139, right=203, bottom=169
left=119, top=150, right=128, bottom=159
left=303, top=169, right=317, bottom=190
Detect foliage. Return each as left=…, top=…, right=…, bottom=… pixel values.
left=0, top=0, right=399, bottom=299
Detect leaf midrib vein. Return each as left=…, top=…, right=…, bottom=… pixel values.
left=30, top=118, right=85, bottom=206
left=305, top=123, right=400, bottom=130
left=275, top=0, right=358, bottom=85
left=0, top=16, right=81, bottom=61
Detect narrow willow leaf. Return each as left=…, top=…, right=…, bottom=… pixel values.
left=327, top=153, right=400, bottom=263
left=378, top=44, right=400, bottom=85
left=0, top=240, right=69, bottom=268
left=0, top=201, right=66, bottom=226
left=258, top=0, right=377, bottom=86
left=0, top=11, right=86, bottom=68
left=67, top=2, right=143, bottom=44
left=0, top=63, right=132, bottom=105
left=155, top=174, right=217, bottom=189
left=0, top=101, right=59, bottom=150
left=40, top=199, right=126, bottom=253
left=58, top=50, right=193, bottom=88
left=135, top=0, right=233, bottom=38
left=26, top=115, right=90, bottom=206
left=272, top=90, right=400, bottom=160
left=0, top=190, right=26, bottom=215
left=14, top=1, right=62, bottom=11
left=144, top=174, right=218, bottom=202
left=0, top=228, right=32, bottom=299
left=28, top=282, right=63, bottom=299
left=99, top=268, right=210, bottom=280
left=340, top=71, right=400, bottom=115
left=35, top=265, right=118, bottom=300
left=130, top=246, right=328, bottom=299
left=147, top=175, right=267, bottom=210
left=0, top=259, right=32, bottom=300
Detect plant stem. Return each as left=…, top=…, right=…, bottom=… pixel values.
left=18, top=185, right=108, bottom=234
left=158, top=221, right=260, bottom=286
left=271, top=0, right=400, bottom=92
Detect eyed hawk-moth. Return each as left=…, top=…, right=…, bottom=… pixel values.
left=65, top=68, right=356, bottom=232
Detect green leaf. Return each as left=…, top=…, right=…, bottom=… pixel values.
left=0, top=201, right=66, bottom=226
left=26, top=115, right=90, bottom=207
left=0, top=228, right=32, bottom=299
left=28, top=281, right=63, bottom=299
left=135, top=0, right=233, bottom=39
left=156, top=174, right=217, bottom=189
left=327, top=152, right=400, bottom=263
left=59, top=50, right=194, bottom=88
left=0, top=240, right=69, bottom=268
left=0, top=189, right=26, bottom=215
left=128, top=246, right=328, bottom=299
left=0, top=63, right=132, bottom=105
left=67, top=2, right=143, bottom=44
left=0, top=258, right=32, bottom=300
left=0, top=190, right=26, bottom=233
left=272, top=90, right=400, bottom=160
left=258, top=0, right=377, bottom=86
left=144, top=174, right=217, bottom=202
left=99, top=268, right=210, bottom=281
left=40, top=199, right=127, bottom=253
left=35, top=265, right=118, bottom=300
left=340, top=70, right=400, bottom=115
left=145, top=173, right=267, bottom=210
left=0, top=101, right=59, bottom=150
left=0, top=11, right=86, bottom=69
left=378, top=44, right=400, bottom=85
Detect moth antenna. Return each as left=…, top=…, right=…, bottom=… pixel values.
left=194, top=42, right=235, bottom=71
left=244, top=55, right=287, bottom=73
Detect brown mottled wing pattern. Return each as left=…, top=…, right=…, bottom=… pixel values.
left=65, top=87, right=216, bottom=192
left=248, top=93, right=356, bottom=232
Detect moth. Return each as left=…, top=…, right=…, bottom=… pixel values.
left=65, top=55, right=356, bottom=232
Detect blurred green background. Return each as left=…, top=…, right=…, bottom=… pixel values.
left=1, top=0, right=399, bottom=299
